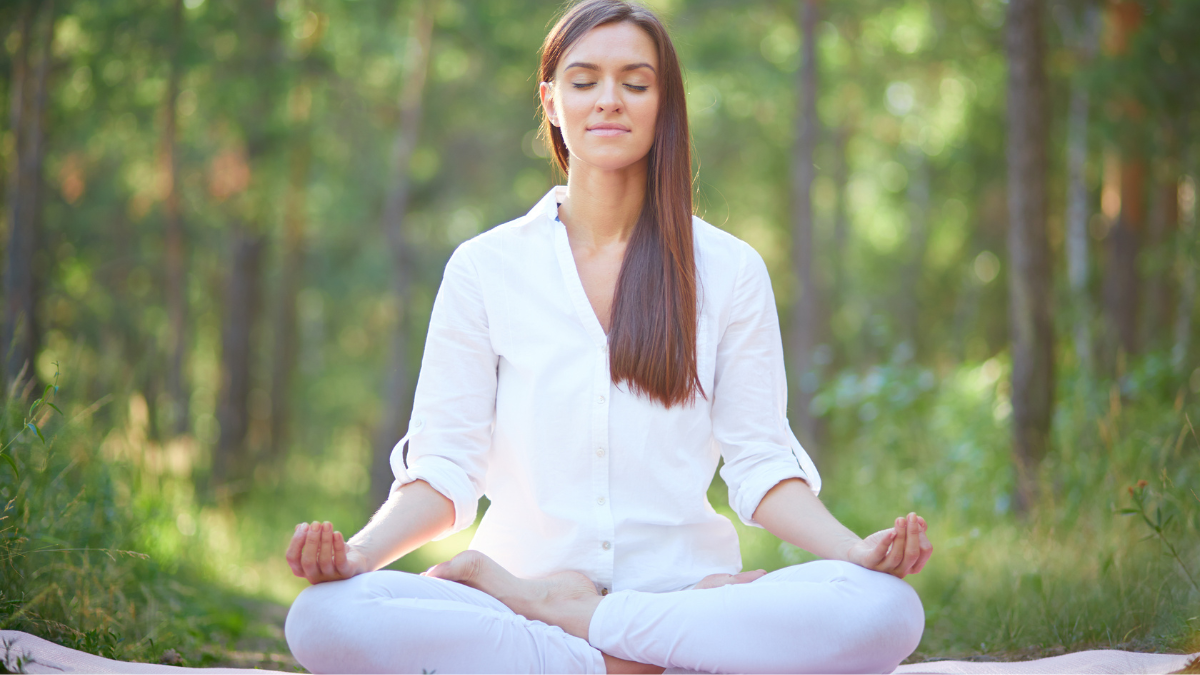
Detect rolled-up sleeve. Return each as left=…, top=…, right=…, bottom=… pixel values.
left=713, top=243, right=822, bottom=528
left=390, top=242, right=497, bottom=539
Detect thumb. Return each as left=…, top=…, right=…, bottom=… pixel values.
left=333, top=531, right=352, bottom=576
left=858, top=529, right=895, bottom=568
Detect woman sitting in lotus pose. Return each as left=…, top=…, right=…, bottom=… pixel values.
left=283, top=1, right=932, bottom=672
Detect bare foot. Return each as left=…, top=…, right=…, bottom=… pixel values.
left=425, top=550, right=603, bottom=641
left=693, top=569, right=767, bottom=589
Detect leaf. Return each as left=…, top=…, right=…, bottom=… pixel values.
left=31, top=424, right=45, bottom=445
left=0, top=452, right=17, bottom=480
left=48, top=403, right=63, bottom=416
left=1117, top=508, right=1139, bottom=515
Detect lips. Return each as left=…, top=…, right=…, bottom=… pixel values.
left=587, top=123, right=630, bottom=136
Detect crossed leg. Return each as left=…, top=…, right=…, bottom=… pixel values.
left=285, top=570, right=606, bottom=674
left=285, top=554, right=924, bottom=674
left=426, top=551, right=924, bottom=674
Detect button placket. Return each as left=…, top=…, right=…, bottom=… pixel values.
left=590, top=339, right=615, bottom=594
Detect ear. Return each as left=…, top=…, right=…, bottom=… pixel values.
left=539, top=81, right=560, bottom=127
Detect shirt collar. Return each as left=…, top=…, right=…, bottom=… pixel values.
left=530, top=186, right=568, bottom=223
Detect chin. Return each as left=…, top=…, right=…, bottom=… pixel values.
left=572, top=149, right=651, bottom=173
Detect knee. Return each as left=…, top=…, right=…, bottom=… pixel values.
left=285, top=580, right=358, bottom=674
left=855, top=571, right=925, bottom=672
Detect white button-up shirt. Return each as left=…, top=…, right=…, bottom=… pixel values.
left=391, top=187, right=820, bottom=593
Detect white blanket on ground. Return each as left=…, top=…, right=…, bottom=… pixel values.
left=2, top=630, right=1195, bottom=674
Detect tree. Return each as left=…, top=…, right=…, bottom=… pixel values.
left=213, top=0, right=284, bottom=491
left=268, top=94, right=312, bottom=463
left=1055, top=0, right=1101, bottom=371
left=268, top=12, right=326, bottom=464
left=368, top=1, right=437, bottom=509
left=162, top=0, right=189, bottom=435
left=788, top=0, right=822, bottom=455
left=1099, top=0, right=1145, bottom=364
left=1005, top=0, right=1054, bottom=514
left=3, top=0, right=53, bottom=396
left=1173, top=170, right=1196, bottom=374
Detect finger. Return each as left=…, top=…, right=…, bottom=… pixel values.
left=333, top=531, right=350, bottom=577
left=731, top=569, right=767, bottom=584
left=286, top=523, right=308, bottom=577
left=901, top=513, right=922, bottom=575
left=881, top=517, right=908, bottom=573
left=862, top=529, right=895, bottom=569
left=424, top=561, right=451, bottom=580
left=911, top=525, right=933, bottom=574
left=300, top=520, right=321, bottom=580
left=317, top=522, right=336, bottom=578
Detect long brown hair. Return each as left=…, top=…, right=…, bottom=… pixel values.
left=539, top=0, right=703, bottom=408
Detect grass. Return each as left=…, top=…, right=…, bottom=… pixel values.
left=0, top=353, right=1197, bottom=671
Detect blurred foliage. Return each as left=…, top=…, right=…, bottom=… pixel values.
left=0, top=0, right=1197, bottom=668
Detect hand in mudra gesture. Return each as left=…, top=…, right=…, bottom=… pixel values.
left=286, top=521, right=369, bottom=584
left=847, top=512, right=932, bottom=579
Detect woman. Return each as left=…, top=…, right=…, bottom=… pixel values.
left=283, top=2, right=932, bottom=673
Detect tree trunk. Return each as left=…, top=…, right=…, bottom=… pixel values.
left=899, top=152, right=930, bottom=355
left=1142, top=173, right=1178, bottom=351
left=369, top=2, right=436, bottom=509
left=1005, top=0, right=1054, bottom=516
left=1172, top=161, right=1196, bottom=375
left=3, top=1, right=51, bottom=396
left=163, top=0, right=189, bottom=435
left=214, top=225, right=265, bottom=490
left=830, top=124, right=850, bottom=367
left=1100, top=0, right=1145, bottom=367
left=268, top=132, right=311, bottom=462
left=1103, top=156, right=1145, bottom=360
left=1063, top=2, right=1100, bottom=372
left=787, top=0, right=821, bottom=456
left=212, top=0, right=282, bottom=493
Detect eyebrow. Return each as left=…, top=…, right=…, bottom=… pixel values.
left=564, top=61, right=656, bottom=74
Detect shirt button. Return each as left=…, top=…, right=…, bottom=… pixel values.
left=596, top=448, right=605, bottom=458
left=597, top=395, right=605, bottom=404
left=597, top=496, right=606, bottom=505
left=602, top=541, right=611, bottom=550
left=601, top=587, right=610, bottom=596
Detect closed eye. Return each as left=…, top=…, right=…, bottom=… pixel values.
left=569, top=83, right=650, bottom=91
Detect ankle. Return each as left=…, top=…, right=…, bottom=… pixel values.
left=602, top=653, right=664, bottom=674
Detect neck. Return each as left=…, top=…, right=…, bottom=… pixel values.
left=558, top=157, right=648, bottom=250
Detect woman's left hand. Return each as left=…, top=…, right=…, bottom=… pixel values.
left=846, top=512, right=932, bottom=579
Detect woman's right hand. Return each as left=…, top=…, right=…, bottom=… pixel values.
left=286, top=521, right=369, bottom=584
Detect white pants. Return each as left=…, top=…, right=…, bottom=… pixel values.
left=285, top=560, right=924, bottom=674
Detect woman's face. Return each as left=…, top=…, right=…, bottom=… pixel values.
left=541, top=21, right=660, bottom=173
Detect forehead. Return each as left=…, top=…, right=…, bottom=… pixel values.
left=558, top=21, right=658, bottom=72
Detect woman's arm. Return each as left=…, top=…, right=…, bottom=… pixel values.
left=285, top=479, right=454, bottom=584
left=753, top=478, right=932, bottom=578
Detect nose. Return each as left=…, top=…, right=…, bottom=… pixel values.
left=596, top=78, right=621, bottom=113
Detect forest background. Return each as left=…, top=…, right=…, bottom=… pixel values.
left=1, top=0, right=1198, bottom=670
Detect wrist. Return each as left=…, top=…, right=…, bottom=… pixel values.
left=343, top=539, right=376, bottom=574
left=833, top=534, right=862, bottom=563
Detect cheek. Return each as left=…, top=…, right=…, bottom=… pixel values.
left=633, top=95, right=660, bottom=141
left=559, top=92, right=593, bottom=126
